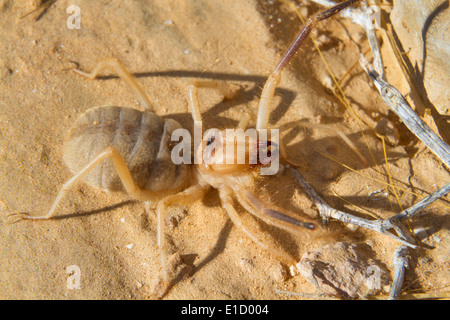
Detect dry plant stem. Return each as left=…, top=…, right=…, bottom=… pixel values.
left=298, top=0, right=450, bottom=300
left=288, top=166, right=417, bottom=248
left=389, top=245, right=409, bottom=300
left=312, top=0, right=450, bottom=168
left=360, top=57, right=450, bottom=168
left=312, top=0, right=450, bottom=233
left=290, top=166, right=449, bottom=297
left=382, top=183, right=450, bottom=229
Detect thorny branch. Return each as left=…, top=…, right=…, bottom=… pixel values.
left=297, top=0, right=450, bottom=299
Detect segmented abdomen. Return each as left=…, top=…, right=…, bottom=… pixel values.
left=63, top=106, right=188, bottom=192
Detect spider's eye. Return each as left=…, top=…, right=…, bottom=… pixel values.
left=206, top=135, right=216, bottom=146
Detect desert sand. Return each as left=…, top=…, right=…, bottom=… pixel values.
left=0, top=0, right=448, bottom=299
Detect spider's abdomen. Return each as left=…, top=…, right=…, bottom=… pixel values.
left=63, top=106, right=189, bottom=192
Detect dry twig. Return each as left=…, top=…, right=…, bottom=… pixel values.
left=297, top=0, right=449, bottom=299
left=389, top=245, right=409, bottom=300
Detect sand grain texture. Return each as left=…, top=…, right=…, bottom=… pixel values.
left=0, top=0, right=448, bottom=299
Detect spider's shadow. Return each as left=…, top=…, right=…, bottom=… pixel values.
left=95, top=69, right=297, bottom=130
left=48, top=199, right=137, bottom=220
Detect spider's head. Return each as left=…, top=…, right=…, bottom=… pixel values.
left=196, top=128, right=279, bottom=176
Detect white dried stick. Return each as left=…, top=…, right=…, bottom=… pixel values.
left=389, top=245, right=409, bottom=300
left=310, top=0, right=450, bottom=167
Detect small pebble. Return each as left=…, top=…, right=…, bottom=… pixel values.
left=270, top=263, right=287, bottom=282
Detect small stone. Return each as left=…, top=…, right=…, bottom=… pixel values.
left=270, top=262, right=287, bottom=282
left=297, top=242, right=389, bottom=298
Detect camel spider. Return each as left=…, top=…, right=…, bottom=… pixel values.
left=10, top=0, right=361, bottom=297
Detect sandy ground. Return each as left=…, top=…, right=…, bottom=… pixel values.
left=0, top=0, right=448, bottom=299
